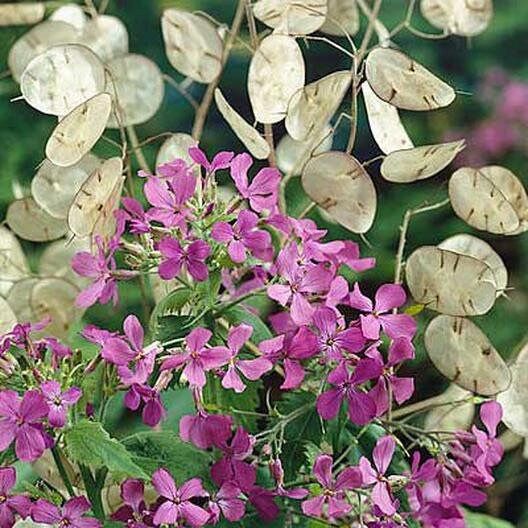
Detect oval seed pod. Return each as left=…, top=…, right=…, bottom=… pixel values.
left=449, top=166, right=528, bottom=235
left=161, top=9, right=223, bottom=84
left=248, top=34, right=305, bottom=124
left=68, top=157, right=124, bottom=238
left=497, top=342, right=528, bottom=436
left=8, top=21, right=80, bottom=82
left=380, top=140, right=465, bottom=182
left=105, top=54, right=164, bottom=128
left=6, top=198, right=68, bottom=242
left=78, top=15, right=129, bottom=63
left=424, top=384, right=475, bottom=435
left=320, top=0, right=359, bottom=36
left=253, top=0, right=327, bottom=35
left=50, top=4, right=87, bottom=30
left=156, top=133, right=197, bottom=169
left=0, top=227, right=29, bottom=296
left=214, top=88, right=270, bottom=160
left=302, top=151, right=376, bottom=233
left=362, top=81, right=413, bottom=155
left=276, top=126, right=333, bottom=176
left=91, top=173, right=124, bottom=242
left=6, top=278, right=40, bottom=323
left=46, top=93, right=111, bottom=167
left=421, top=0, right=493, bottom=37
left=424, top=315, right=511, bottom=396
left=438, top=234, right=507, bottom=294
left=365, top=47, right=456, bottom=111
left=30, top=277, right=82, bottom=339
left=405, top=246, right=496, bottom=316
left=21, top=44, right=106, bottom=116
left=0, top=3, right=45, bottom=27
left=32, top=155, right=101, bottom=220
left=0, top=297, right=17, bottom=335
left=285, top=70, right=352, bottom=142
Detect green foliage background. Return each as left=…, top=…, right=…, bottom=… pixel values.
left=0, top=0, right=527, bottom=525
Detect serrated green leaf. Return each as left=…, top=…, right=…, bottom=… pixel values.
left=155, top=314, right=197, bottom=343
left=122, top=431, right=212, bottom=483
left=64, top=420, right=148, bottom=479
left=224, top=305, right=272, bottom=343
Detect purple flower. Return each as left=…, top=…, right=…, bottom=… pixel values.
left=211, top=427, right=256, bottom=493
left=312, top=307, right=366, bottom=361
left=333, top=241, right=376, bottom=272
left=270, top=459, right=308, bottom=499
left=189, top=147, right=233, bottom=174
left=215, top=325, right=272, bottom=393
left=121, top=197, right=151, bottom=234
left=267, top=243, right=332, bottom=325
left=302, top=454, right=362, bottom=519
left=31, top=496, right=100, bottom=528
left=230, top=153, right=280, bottom=213
left=0, top=390, right=49, bottom=462
left=359, top=436, right=397, bottom=516
left=349, top=283, right=417, bottom=340
left=160, top=328, right=229, bottom=388
left=0, top=467, right=31, bottom=528
left=111, top=479, right=153, bottom=528
left=158, top=238, right=210, bottom=282
left=151, top=469, right=209, bottom=527
left=317, top=361, right=379, bottom=425
left=40, top=381, right=82, bottom=428
left=179, top=412, right=233, bottom=450
left=212, top=210, right=272, bottom=263
left=207, top=483, right=245, bottom=524
left=260, top=327, right=318, bottom=390
left=124, top=384, right=165, bottom=427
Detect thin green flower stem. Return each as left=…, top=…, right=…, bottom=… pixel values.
left=192, top=0, right=246, bottom=141
left=126, top=125, right=151, bottom=174
left=51, top=446, right=75, bottom=498
left=298, top=200, right=317, bottom=219
left=391, top=394, right=477, bottom=419
left=213, top=287, right=268, bottom=316
left=162, top=74, right=199, bottom=110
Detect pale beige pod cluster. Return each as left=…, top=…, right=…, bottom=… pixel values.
left=424, top=315, right=511, bottom=396
left=0, top=3, right=45, bottom=27
left=449, top=166, right=528, bottom=235
left=301, top=151, right=377, bottom=233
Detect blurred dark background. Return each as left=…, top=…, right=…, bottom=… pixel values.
left=0, top=0, right=527, bottom=524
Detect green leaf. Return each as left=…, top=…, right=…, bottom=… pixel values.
left=464, top=511, right=515, bottom=528
left=224, top=305, right=272, bottom=343
left=122, top=431, right=212, bottom=483
left=195, top=270, right=222, bottom=308
left=64, top=420, right=148, bottom=479
left=155, top=315, right=197, bottom=343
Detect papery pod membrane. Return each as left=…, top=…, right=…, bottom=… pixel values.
left=449, top=166, right=528, bottom=235
left=365, top=47, right=456, bottom=111
left=0, top=297, right=17, bottom=335
left=78, top=15, right=129, bottom=63
left=156, top=133, right=197, bottom=169
left=105, top=54, right=164, bottom=128
left=32, top=154, right=101, bottom=220
left=161, top=9, right=223, bottom=84
left=32, top=449, right=83, bottom=496
left=248, top=34, right=305, bottom=124
left=50, top=4, right=88, bottom=30
left=30, top=277, right=82, bottom=339
left=91, top=173, right=125, bottom=242
left=380, top=140, right=465, bottom=182
left=424, top=384, right=475, bottom=436
left=214, top=88, right=270, bottom=160
left=21, top=44, right=106, bottom=116
left=6, top=278, right=40, bottom=324
left=253, top=0, right=327, bottom=35
left=39, top=238, right=91, bottom=289
left=438, top=234, right=507, bottom=294
left=362, top=81, right=413, bottom=155
left=67, top=157, right=124, bottom=238
left=46, top=93, right=111, bottom=167
left=497, top=342, right=528, bottom=436
left=0, top=3, right=45, bottom=27
left=8, top=21, right=80, bottom=82
left=276, top=126, right=333, bottom=175
left=285, top=70, right=352, bottom=142
left=7, top=198, right=68, bottom=242
left=405, top=246, right=496, bottom=316
left=0, top=227, right=30, bottom=296
left=301, top=151, right=376, bottom=233
left=320, top=0, right=359, bottom=36
left=424, top=314, right=511, bottom=396
left=420, top=0, right=493, bottom=37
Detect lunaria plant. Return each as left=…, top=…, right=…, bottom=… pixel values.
left=0, top=1, right=525, bottom=527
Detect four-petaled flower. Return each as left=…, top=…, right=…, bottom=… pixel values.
left=40, top=381, right=82, bottom=428
left=111, top=479, right=153, bottom=528
left=158, top=238, right=211, bottom=282
left=0, top=466, right=31, bottom=528
left=31, top=496, right=100, bottom=528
